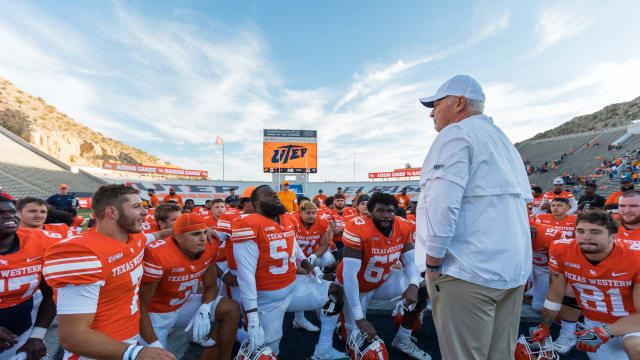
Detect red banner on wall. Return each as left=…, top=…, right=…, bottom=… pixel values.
left=368, top=169, right=421, bottom=179
left=102, top=162, right=208, bottom=178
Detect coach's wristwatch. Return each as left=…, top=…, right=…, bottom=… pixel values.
left=426, top=263, right=442, bottom=273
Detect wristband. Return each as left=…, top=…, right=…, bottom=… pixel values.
left=543, top=299, right=562, bottom=311
left=602, top=325, right=615, bottom=338
left=122, top=345, right=136, bottom=360
left=148, top=340, right=164, bottom=348
left=221, top=271, right=228, bottom=280
left=409, top=276, right=421, bottom=288
left=130, top=345, right=144, bottom=360
left=29, top=326, right=47, bottom=340
left=426, top=264, right=441, bottom=273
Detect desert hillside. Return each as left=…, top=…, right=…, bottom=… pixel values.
left=0, top=77, right=172, bottom=168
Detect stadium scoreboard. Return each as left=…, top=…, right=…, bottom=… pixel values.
left=263, top=129, right=317, bottom=173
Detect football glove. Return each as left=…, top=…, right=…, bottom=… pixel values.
left=574, top=327, right=609, bottom=352
left=246, top=311, right=265, bottom=352
left=528, top=325, right=550, bottom=343
left=185, top=302, right=212, bottom=343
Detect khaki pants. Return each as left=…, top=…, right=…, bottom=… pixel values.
left=426, top=274, right=524, bottom=360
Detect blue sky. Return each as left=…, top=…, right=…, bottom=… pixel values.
left=1, top=1, right=639, bottom=181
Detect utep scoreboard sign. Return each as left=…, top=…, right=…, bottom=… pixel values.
left=263, top=129, right=317, bottom=173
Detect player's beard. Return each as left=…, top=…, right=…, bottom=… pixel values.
left=261, top=201, right=286, bottom=218
left=622, top=213, right=640, bottom=228
left=117, top=214, right=140, bottom=234
left=372, top=217, right=393, bottom=237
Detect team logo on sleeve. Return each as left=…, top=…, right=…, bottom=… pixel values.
left=433, top=164, right=445, bottom=170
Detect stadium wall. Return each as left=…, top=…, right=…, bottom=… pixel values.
left=102, top=178, right=420, bottom=204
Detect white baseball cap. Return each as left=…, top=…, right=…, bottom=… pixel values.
left=419, top=74, right=486, bottom=108
left=553, top=177, right=564, bottom=185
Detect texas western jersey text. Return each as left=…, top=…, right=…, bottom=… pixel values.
left=549, top=239, right=640, bottom=323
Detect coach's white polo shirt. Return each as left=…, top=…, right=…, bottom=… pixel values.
left=415, top=114, right=533, bottom=290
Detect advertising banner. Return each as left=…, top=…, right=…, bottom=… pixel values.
left=102, top=161, right=208, bottom=178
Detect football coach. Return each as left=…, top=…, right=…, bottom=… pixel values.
left=415, top=74, right=533, bottom=359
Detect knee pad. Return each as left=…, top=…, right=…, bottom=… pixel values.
left=562, top=296, right=581, bottom=310
left=410, top=285, right=429, bottom=313
left=321, top=293, right=343, bottom=317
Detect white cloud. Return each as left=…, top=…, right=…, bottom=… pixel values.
left=532, top=4, right=592, bottom=56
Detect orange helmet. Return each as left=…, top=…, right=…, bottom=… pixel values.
left=347, top=330, right=389, bottom=360
left=234, top=340, right=278, bottom=360
left=515, top=335, right=558, bottom=360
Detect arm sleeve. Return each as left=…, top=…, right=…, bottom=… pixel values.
left=422, top=178, right=465, bottom=258
left=233, top=240, right=259, bottom=311
left=568, top=196, right=578, bottom=214
left=56, top=283, right=102, bottom=314
left=400, top=249, right=419, bottom=284
left=342, top=257, right=364, bottom=320
left=293, top=240, right=307, bottom=262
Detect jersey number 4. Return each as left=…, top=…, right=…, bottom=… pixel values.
left=269, top=239, right=295, bottom=275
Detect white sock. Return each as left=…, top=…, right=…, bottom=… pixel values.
left=316, top=314, right=338, bottom=352
left=559, top=320, right=577, bottom=338
left=294, top=311, right=305, bottom=322
left=395, top=325, right=412, bottom=341
left=236, top=328, right=249, bottom=343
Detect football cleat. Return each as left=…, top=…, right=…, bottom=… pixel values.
left=234, top=339, right=278, bottom=360
left=552, top=334, right=576, bottom=356
left=311, top=346, right=350, bottom=360
left=293, top=316, right=320, bottom=333
left=515, top=334, right=559, bottom=360
left=391, top=335, right=431, bottom=360
left=347, top=330, right=389, bottom=360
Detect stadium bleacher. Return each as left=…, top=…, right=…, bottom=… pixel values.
left=0, top=128, right=105, bottom=198
left=518, top=126, right=640, bottom=199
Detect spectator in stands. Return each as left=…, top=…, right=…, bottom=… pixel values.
left=416, top=74, right=532, bottom=359
left=147, top=189, right=160, bottom=208
left=577, top=183, right=606, bottom=211
left=224, top=188, right=239, bottom=207
left=277, top=181, right=298, bottom=212
left=312, top=189, right=327, bottom=205
left=604, top=177, right=635, bottom=211
left=395, top=187, right=411, bottom=209
left=0, top=185, right=13, bottom=201
left=539, top=177, right=578, bottom=214
left=46, top=183, right=77, bottom=210
left=161, top=186, right=183, bottom=206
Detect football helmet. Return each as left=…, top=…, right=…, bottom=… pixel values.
left=515, top=334, right=559, bottom=360
left=347, top=330, right=389, bottom=360
left=234, top=339, right=278, bottom=360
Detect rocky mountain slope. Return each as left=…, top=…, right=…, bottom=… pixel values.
left=530, top=96, right=640, bottom=140
left=0, top=77, right=171, bottom=168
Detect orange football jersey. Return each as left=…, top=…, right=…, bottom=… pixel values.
left=291, top=213, right=330, bottom=257
left=0, top=229, right=59, bottom=309
left=531, top=223, right=562, bottom=266
left=549, top=239, right=640, bottom=323
left=141, top=214, right=159, bottom=234
left=42, top=223, right=71, bottom=239
left=530, top=195, right=544, bottom=208
left=231, top=213, right=297, bottom=291
left=44, top=231, right=147, bottom=341
left=534, top=213, right=577, bottom=239
left=142, top=237, right=219, bottom=313
left=617, top=226, right=640, bottom=248
left=328, top=207, right=356, bottom=243
left=542, top=190, right=575, bottom=202
left=217, top=211, right=242, bottom=268
left=337, top=216, right=412, bottom=292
